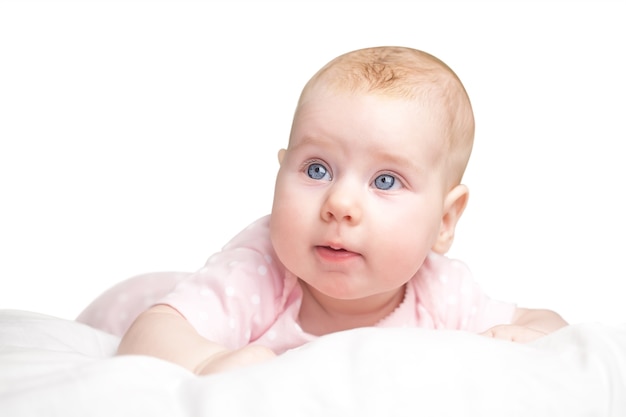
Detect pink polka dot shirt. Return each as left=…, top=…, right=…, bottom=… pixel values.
left=156, top=216, right=516, bottom=354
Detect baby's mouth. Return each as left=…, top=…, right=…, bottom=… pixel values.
left=325, top=246, right=346, bottom=251
left=315, top=245, right=360, bottom=261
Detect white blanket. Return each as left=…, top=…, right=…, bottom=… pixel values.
left=1, top=309, right=624, bottom=416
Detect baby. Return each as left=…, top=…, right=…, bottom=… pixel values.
left=103, top=46, right=567, bottom=374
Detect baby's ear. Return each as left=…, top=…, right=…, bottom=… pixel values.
left=432, top=184, right=469, bottom=254
left=277, top=149, right=286, bottom=165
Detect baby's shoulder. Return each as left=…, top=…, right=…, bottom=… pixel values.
left=219, top=215, right=273, bottom=252
left=410, top=252, right=474, bottom=290
left=198, top=215, right=290, bottom=296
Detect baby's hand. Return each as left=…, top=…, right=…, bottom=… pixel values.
left=197, top=345, right=277, bottom=375
left=480, top=324, right=547, bottom=343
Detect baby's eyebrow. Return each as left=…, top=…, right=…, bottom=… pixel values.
left=289, top=135, right=335, bottom=151
left=370, top=150, right=424, bottom=175
left=290, top=136, right=428, bottom=176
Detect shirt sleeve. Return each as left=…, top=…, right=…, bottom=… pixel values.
left=156, top=216, right=287, bottom=350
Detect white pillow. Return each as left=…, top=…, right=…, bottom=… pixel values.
left=1, top=309, right=625, bottom=416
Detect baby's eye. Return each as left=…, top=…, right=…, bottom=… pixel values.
left=307, top=163, right=331, bottom=181
left=373, top=174, right=399, bottom=190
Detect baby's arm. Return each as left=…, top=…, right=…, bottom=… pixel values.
left=117, top=304, right=276, bottom=374
left=480, top=307, right=568, bottom=343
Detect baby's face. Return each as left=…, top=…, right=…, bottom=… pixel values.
left=270, top=90, right=450, bottom=301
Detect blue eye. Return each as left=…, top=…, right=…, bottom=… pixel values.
left=374, top=174, right=396, bottom=190
left=307, top=163, right=330, bottom=180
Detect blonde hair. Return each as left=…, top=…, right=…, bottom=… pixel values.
left=295, top=46, right=475, bottom=186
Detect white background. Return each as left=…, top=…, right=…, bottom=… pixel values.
left=1, top=1, right=624, bottom=325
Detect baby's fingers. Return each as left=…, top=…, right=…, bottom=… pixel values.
left=481, top=324, right=547, bottom=343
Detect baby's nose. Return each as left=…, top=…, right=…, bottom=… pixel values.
left=320, top=182, right=363, bottom=224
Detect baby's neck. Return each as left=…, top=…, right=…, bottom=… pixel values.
left=297, top=281, right=406, bottom=336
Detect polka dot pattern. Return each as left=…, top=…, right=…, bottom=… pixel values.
left=77, top=215, right=516, bottom=354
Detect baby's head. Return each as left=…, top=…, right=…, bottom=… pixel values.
left=270, top=47, right=475, bottom=302
left=292, top=46, right=475, bottom=188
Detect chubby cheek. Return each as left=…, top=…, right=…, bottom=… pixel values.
left=270, top=179, right=310, bottom=267
left=375, top=228, right=425, bottom=279
left=270, top=208, right=294, bottom=266
left=371, top=207, right=440, bottom=280
left=271, top=171, right=322, bottom=223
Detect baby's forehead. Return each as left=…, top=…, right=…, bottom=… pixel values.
left=297, top=82, right=458, bottom=148
left=294, top=47, right=475, bottom=184
left=292, top=91, right=450, bottom=153
left=300, top=65, right=467, bottom=137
